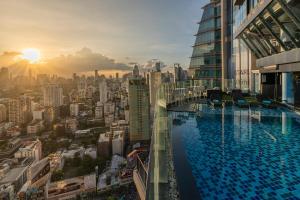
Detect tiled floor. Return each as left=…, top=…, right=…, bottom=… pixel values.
left=171, top=105, right=300, bottom=199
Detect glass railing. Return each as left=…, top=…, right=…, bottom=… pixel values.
left=143, top=79, right=248, bottom=200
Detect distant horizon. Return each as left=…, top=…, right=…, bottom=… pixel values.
left=0, top=0, right=208, bottom=75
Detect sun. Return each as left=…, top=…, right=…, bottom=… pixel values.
left=21, top=48, right=41, bottom=63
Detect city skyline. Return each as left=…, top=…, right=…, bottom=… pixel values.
left=0, top=0, right=208, bottom=76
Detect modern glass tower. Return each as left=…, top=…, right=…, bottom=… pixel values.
left=189, top=0, right=234, bottom=90
left=189, top=0, right=222, bottom=86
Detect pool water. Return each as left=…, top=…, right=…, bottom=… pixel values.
left=171, top=105, right=300, bottom=199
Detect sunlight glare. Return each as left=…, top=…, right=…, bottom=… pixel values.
left=21, top=48, right=41, bottom=63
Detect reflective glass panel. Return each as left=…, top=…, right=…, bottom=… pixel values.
left=270, top=2, right=300, bottom=46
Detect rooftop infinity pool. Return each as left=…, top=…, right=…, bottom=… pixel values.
left=170, top=104, right=300, bottom=199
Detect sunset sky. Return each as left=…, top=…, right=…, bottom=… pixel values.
left=0, top=0, right=207, bottom=74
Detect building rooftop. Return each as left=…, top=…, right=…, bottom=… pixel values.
left=0, top=167, right=27, bottom=184
left=98, top=133, right=110, bottom=142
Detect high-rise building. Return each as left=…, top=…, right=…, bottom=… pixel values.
left=128, top=76, right=150, bottom=143
left=133, top=65, right=140, bottom=77
left=189, top=0, right=233, bottom=89
left=99, top=79, right=107, bottom=104
left=43, top=84, right=63, bottom=107
left=0, top=104, right=7, bottom=122
left=8, top=95, right=32, bottom=125
left=149, top=69, right=162, bottom=107
left=19, top=95, right=32, bottom=124
left=8, top=99, right=20, bottom=125
left=189, top=0, right=222, bottom=86
left=233, top=0, right=300, bottom=106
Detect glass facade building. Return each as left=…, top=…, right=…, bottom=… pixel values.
left=189, top=0, right=222, bottom=86
left=233, top=0, right=300, bottom=106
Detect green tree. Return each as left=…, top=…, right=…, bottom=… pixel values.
left=51, top=170, right=64, bottom=182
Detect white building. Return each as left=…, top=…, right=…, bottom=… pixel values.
left=70, top=103, right=84, bottom=117
left=62, top=147, right=85, bottom=159
left=43, top=84, right=63, bottom=107
left=14, top=139, right=42, bottom=162
left=32, top=109, right=44, bottom=121
left=95, top=102, right=104, bottom=119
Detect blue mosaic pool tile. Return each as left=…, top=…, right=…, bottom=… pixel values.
left=171, top=105, right=300, bottom=199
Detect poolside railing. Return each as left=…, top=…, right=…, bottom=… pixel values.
left=139, top=79, right=251, bottom=200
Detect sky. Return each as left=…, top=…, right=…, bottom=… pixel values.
left=0, top=0, right=208, bottom=74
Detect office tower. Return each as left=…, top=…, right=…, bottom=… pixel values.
left=233, top=0, right=300, bottom=106
left=189, top=0, right=233, bottom=89
left=19, top=95, right=32, bottom=124
left=0, top=104, right=7, bottom=122
left=174, top=63, right=186, bottom=82
left=133, top=65, right=140, bottom=77
left=95, top=101, right=104, bottom=119
left=149, top=68, right=162, bottom=107
left=8, top=95, right=31, bottom=125
left=99, top=79, right=107, bottom=104
left=43, top=84, right=63, bottom=107
left=128, top=77, right=150, bottom=143
left=94, top=70, right=99, bottom=86
left=8, top=99, right=20, bottom=124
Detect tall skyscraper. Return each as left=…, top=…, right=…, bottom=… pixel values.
left=149, top=65, right=162, bottom=107
left=43, top=84, right=64, bottom=107
left=189, top=0, right=233, bottom=89
left=8, top=95, right=32, bottom=125
left=128, top=77, right=150, bottom=143
left=99, top=79, right=107, bottom=104
left=8, top=99, right=20, bottom=124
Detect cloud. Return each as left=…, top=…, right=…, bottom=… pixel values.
left=0, top=48, right=131, bottom=76
left=45, top=47, right=131, bottom=74
left=142, top=59, right=166, bottom=70
left=0, top=51, right=21, bottom=66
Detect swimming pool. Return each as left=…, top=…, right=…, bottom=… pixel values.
left=170, top=105, right=300, bottom=199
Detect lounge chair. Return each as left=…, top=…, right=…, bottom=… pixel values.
left=232, top=89, right=249, bottom=108
left=208, top=90, right=223, bottom=107
left=257, top=95, right=276, bottom=108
